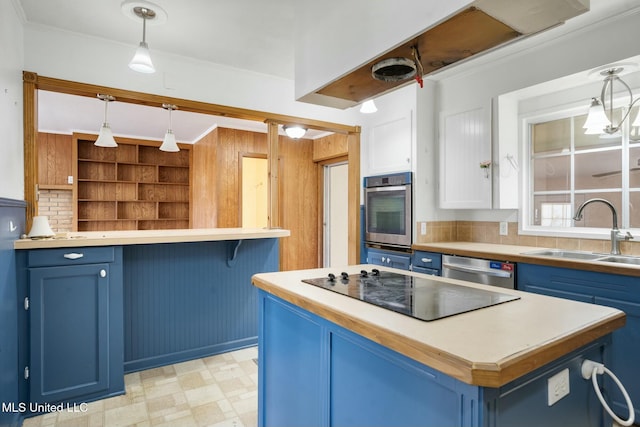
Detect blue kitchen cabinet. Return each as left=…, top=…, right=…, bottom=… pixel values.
left=412, top=250, right=442, bottom=275
left=258, top=290, right=608, bottom=427
left=518, top=263, right=640, bottom=421
left=26, top=247, right=124, bottom=406
left=366, top=247, right=411, bottom=270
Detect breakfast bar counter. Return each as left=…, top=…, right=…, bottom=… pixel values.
left=15, top=227, right=289, bottom=410
left=14, top=227, right=290, bottom=249
left=252, top=265, right=626, bottom=427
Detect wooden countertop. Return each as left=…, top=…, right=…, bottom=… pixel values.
left=14, top=228, right=290, bottom=249
left=413, top=241, right=640, bottom=277
left=252, top=265, right=625, bottom=388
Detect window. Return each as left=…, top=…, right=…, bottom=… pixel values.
left=523, top=104, right=640, bottom=235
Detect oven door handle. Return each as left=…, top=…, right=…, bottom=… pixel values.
left=442, top=262, right=513, bottom=278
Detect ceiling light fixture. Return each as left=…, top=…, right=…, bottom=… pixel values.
left=129, top=6, right=157, bottom=73
left=160, top=104, right=180, bottom=152
left=95, top=94, right=118, bottom=148
left=360, top=100, right=378, bottom=114
left=583, top=64, right=640, bottom=135
left=283, top=125, right=307, bottom=139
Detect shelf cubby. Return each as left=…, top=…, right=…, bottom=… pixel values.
left=78, top=161, right=116, bottom=181
left=117, top=164, right=157, bottom=183
left=159, top=202, right=189, bottom=219
left=158, top=166, right=189, bottom=184
left=74, top=136, right=191, bottom=231
left=78, top=201, right=116, bottom=220
left=138, top=219, right=190, bottom=230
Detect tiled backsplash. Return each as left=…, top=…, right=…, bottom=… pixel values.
left=38, top=189, right=73, bottom=233
left=416, top=221, right=640, bottom=256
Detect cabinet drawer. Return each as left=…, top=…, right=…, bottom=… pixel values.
left=367, top=249, right=411, bottom=271
left=28, top=246, right=115, bottom=267
left=413, top=266, right=440, bottom=276
left=412, top=251, right=442, bottom=270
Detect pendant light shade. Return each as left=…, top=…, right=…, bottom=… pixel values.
left=95, top=94, right=118, bottom=148
left=160, top=104, right=180, bottom=152
left=583, top=98, right=611, bottom=135
left=129, top=41, right=155, bottom=73
left=128, top=6, right=156, bottom=74
left=360, top=99, right=378, bottom=114
left=283, top=125, right=307, bottom=139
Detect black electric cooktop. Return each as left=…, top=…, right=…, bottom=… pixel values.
left=302, top=269, right=519, bottom=321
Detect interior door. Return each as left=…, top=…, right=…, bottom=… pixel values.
left=324, top=162, right=349, bottom=267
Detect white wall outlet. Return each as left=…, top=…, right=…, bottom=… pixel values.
left=499, top=221, right=508, bottom=236
left=67, top=176, right=73, bottom=184
left=547, top=368, right=570, bottom=406
left=420, top=222, right=427, bottom=235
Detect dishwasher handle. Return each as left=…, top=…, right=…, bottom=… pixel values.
left=442, top=262, right=513, bottom=278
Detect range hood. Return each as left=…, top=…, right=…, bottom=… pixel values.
left=298, top=0, right=589, bottom=108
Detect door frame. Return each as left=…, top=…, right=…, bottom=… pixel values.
left=317, top=155, right=348, bottom=267
left=23, top=71, right=361, bottom=264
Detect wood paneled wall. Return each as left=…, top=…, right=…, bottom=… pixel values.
left=192, top=127, right=319, bottom=270
left=279, top=135, right=318, bottom=271
left=313, top=133, right=348, bottom=162
left=37, top=133, right=72, bottom=187
left=191, top=130, right=218, bottom=228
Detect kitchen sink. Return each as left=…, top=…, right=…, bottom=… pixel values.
left=594, top=256, right=640, bottom=265
left=524, top=249, right=640, bottom=266
left=522, top=249, right=605, bottom=260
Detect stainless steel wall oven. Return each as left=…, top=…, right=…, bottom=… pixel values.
left=364, top=172, right=412, bottom=248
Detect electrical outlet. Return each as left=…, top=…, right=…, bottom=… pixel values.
left=499, top=221, right=508, bottom=236
left=420, top=222, right=427, bottom=235
left=547, top=368, right=570, bottom=406
left=67, top=176, right=74, bottom=184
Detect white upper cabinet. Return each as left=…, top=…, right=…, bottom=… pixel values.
left=367, top=113, right=413, bottom=175
left=439, top=106, right=492, bottom=209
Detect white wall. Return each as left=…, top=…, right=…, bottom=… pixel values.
left=0, top=1, right=25, bottom=200
left=433, top=6, right=640, bottom=222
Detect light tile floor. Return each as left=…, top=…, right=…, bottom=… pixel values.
left=22, top=347, right=259, bottom=427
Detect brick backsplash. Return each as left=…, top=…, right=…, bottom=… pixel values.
left=416, top=220, right=640, bottom=256
left=38, top=189, right=73, bottom=233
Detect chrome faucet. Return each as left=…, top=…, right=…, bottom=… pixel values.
left=573, top=198, right=633, bottom=255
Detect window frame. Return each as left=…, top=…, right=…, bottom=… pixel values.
left=519, top=97, right=639, bottom=239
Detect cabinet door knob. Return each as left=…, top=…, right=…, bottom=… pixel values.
left=100, top=269, right=107, bottom=278
left=63, top=253, right=84, bottom=260
left=421, top=258, right=432, bottom=263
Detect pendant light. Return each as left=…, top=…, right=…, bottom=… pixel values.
left=360, top=99, right=378, bottom=114
left=283, top=125, right=307, bottom=139
left=129, top=7, right=156, bottom=73
left=160, top=104, right=180, bottom=152
left=95, top=94, right=118, bottom=148
left=583, top=65, right=640, bottom=135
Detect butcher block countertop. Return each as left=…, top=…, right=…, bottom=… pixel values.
left=14, top=227, right=290, bottom=250
left=252, top=265, right=625, bottom=388
left=413, top=241, right=640, bottom=277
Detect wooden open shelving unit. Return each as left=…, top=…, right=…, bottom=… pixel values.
left=73, top=133, right=191, bottom=232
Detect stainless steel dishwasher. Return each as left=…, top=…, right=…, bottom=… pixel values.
left=442, top=255, right=515, bottom=289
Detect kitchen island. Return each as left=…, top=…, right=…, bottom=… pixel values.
left=252, top=265, right=625, bottom=427
left=14, top=228, right=288, bottom=411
